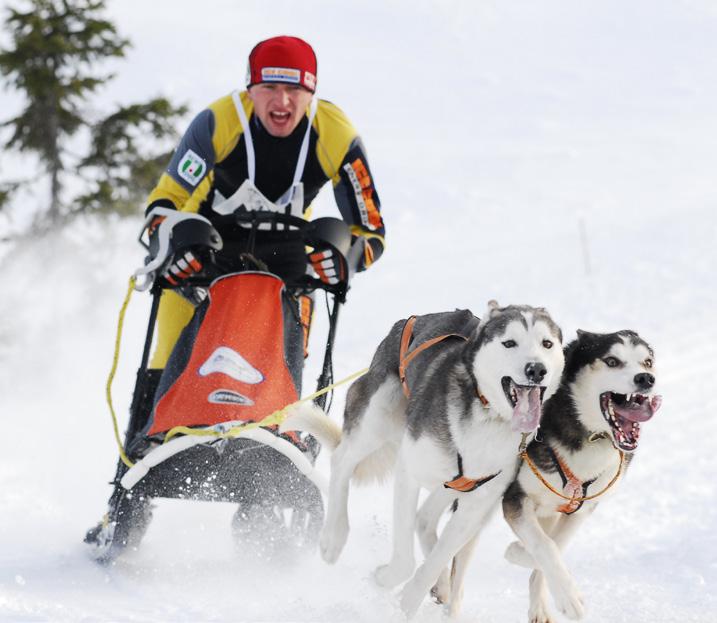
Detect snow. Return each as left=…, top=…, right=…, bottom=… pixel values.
left=1, top=1, right=716, bottom=621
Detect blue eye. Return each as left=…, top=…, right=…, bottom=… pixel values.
left=502, top=340, right=517, bottom=348
left=603, top=356, right=621, bottom=368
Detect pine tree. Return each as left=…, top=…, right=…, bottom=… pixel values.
left=0, top=0, right=186, bottom=228
left=77, top=99, right=187, bottom=217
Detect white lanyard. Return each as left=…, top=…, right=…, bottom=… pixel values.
left=231, top=90, right=317, bottom=192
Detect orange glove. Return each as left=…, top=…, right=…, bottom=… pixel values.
left=309, top=247, right=346, bottom=285
left=163, top=250, right=204, bottom=286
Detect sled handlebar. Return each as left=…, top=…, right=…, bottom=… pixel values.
left=149, top=211, right=354, bottom=299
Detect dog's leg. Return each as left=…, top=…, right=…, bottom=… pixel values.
left=507, top=502, right=585, bottom=621
left=446, top=534, right=478, bottom=618
left=399, top=492, right=494, bottom=619
left=374, top=454, right=420, bottom=588
left=506, top=515, right=558, bottom=569
left=320, top=432, right=382, bottom=563
left=415, top=487, right=455, bottom=604
left=547, top=509, right=592, bottom=550
left=528, top=569, right=553, bottom=623
left=320, top=376, right=403, bottom=564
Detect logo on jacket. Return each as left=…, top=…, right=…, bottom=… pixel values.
left=177, top=149, right=206, bottom=187
left=199, top=346, right=264, bottom=384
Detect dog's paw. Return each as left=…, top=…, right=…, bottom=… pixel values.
left=529, top=606, right=556, bottom=623
left=319, top=519, right=349, bottom=564
left=505, top=540, right=536, bottom=568
left=399, top=580, right=425, bottom=620
left=550, top=577, right=585, bottom=620
left=430, top=569, right=451, bottom=604
left=374, top=561, right=413, bottom=588
left=447, top=583, right=465, bottom=618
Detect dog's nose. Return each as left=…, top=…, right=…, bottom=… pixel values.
left=634, top=372, right=655, bottom=390
left=525, top=362, right=547, bottom=384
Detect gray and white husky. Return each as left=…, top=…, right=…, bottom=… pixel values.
left=448, top=329, right=660, bottom=622
left=281, top=301, right=565, bottom=618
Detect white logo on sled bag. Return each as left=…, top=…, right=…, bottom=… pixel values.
left=199, top=346, right=264, bottom=384
left=177, top=149, right=206, bottom=186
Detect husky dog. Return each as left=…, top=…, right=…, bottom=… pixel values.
left=281, top=302, right=565, bottom=618
left=494, top=329, right=661, bottom=622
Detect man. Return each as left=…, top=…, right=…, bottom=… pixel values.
left=146, top=34, right=385, bottom=370
left=85, top=36, right=385, bottom=559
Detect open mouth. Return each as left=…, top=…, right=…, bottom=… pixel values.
left=599, top=392, right=662, bottom=451
left=501, top=376, right=546, bottom=433
left=269, top=111, right=291, bottom=124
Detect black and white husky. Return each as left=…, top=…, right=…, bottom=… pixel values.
left=493, top=329, right=661, bottom=622
left=281, top=302, right=565, bottom=618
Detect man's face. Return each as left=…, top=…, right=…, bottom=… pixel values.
left=248, top=83, right=313, bottom=137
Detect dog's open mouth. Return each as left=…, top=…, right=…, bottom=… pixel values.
left=600, top=392, right=662, bottom=451
left=502, top=377, right=546, bottom=433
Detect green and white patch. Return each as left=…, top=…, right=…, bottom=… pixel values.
left=177, top=149, right=206, bottom=186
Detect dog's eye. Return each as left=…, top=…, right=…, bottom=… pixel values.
left=502, top=340, right=517, bottom=348
left=542, top=340, right=553, bottom=349
left=603, top=356, right=621, bottom=368
left=644, top=358, right=653, bottom=369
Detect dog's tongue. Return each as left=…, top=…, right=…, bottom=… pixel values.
left=613, top=394, right=663, bottom=423
left=511, top=386, right=542, bottom=432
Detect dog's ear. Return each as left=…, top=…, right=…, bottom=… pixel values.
left=486, top=299, right=501, bottom=318
left=576, top=329, right=600, bottom=341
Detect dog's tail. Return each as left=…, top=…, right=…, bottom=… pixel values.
left=280, top=402, right=343, bottom=450
left=352, top=444, right=397, bottom=486
left=280, top=402, right=396, bottom=486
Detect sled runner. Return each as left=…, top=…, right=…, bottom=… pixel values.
left=85, top=209, right=357, bottom=563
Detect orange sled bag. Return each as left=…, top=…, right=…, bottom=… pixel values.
left=144, top=272, right=304, bottom=437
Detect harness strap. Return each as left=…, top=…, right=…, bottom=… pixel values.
left=233, top=91, right=256, bottom=183
left=521, top=446, right=624, bottom=511
left=398, top=316, right=478, bottom=400
left=397, top=315, right=497, bottom=492
left=443, top=453, right=501, bottom=493
left=546, top=446, right=596, bottom=514
left=232, top=90, right=317, bottom=189
left=292, top=98, right=318, bottom=188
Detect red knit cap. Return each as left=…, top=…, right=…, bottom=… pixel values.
left=247, top=36, right=317, bottom=93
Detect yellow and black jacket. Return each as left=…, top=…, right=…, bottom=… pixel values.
left=147, top=91, right=385, bottom=267
left=145, top=91, right=385, bottom=368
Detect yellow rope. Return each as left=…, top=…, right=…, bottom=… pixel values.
left=106, top=277, right=137, bottom=468
left=163, top=366, right=369, bottom=444
left=520, top=448, right=624, bottom=503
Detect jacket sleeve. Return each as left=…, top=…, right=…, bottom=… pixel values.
left=314, top=99, right=385, bottom=270
left=331, top=136, right=385, bottom=269
left=145, top=108, right=217, bottom=214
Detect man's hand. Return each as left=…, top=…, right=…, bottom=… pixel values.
left=163, top=249, right=204, bottom=286
left=309, top=247, right=346, bottom=285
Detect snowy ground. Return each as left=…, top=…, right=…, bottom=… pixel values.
left=1, top=1, right=716, bottom=621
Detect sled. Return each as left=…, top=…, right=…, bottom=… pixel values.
left=85, top=209, right=356, bottom=563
